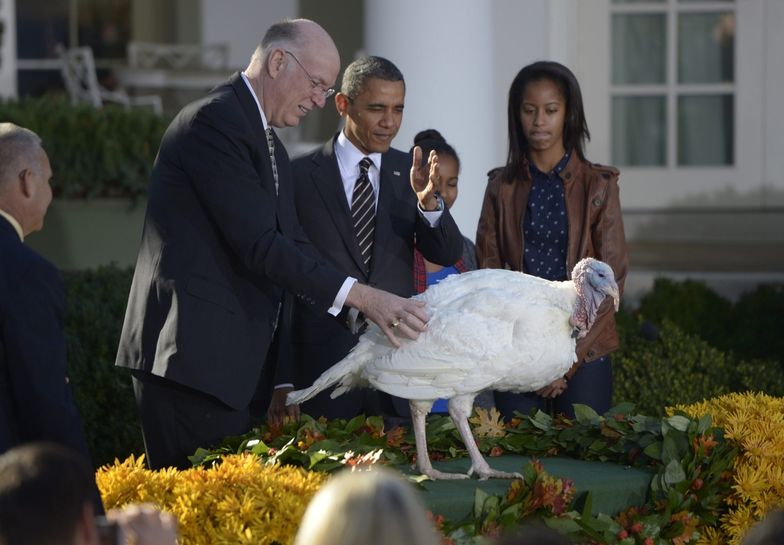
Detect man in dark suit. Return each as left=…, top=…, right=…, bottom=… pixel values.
left=266, top=57, right=463, bottom=423
left=0, top=123, right=97, bottom=483
left=116, top=20, right=433, bottom=470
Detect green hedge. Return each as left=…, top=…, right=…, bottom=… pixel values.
left=0, top=96, right=168, bottom=199
left=635, top=278, right=784, bottom=364
left=63, top=265, right=142, bottom=467
left=613, top=317, right=784, bottom=416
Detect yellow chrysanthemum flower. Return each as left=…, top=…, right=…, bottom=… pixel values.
left=97, top=454, right=327, bottom=545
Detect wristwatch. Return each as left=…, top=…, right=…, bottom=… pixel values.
left=421, top=193, right=444, bottom=212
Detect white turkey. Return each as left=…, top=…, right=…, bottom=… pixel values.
left=287, top=257, right=620, bottom=480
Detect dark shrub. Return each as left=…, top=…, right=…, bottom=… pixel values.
left=0, top=96, right=167, bottom=199
left=63, top=266, right=142, bottom=467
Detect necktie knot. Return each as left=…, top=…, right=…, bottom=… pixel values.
left=359, top=157, right=373, bottom=175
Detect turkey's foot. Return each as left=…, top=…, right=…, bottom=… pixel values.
left=468, top=465, right=523, bottom=481
left=420, top=468, right=470, bottom=480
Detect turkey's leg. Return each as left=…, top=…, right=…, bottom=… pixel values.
left=410, top=400, right=468, bottom=480
left=448, top=395, right=523, bottom=480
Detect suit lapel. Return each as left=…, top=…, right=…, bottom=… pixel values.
left=0, top=215, right=21, bottom=244
left=229, top=73, right=278, bottom=196
left=310, top=138, right=368, bottom=274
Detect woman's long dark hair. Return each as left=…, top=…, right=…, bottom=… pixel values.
left=505, top=61, right=590, bottom=180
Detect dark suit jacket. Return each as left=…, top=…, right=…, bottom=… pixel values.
left=0, top=216, right=93, bottom=462
left=115, top=73, right=346, bottom=411
left=277, top=136, right=463, bottom=418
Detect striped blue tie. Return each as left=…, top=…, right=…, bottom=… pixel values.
left=351, top=157, right=375, bottom=273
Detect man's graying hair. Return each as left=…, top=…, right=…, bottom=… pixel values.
left=340, top=56, right=404, bottom=100
left=0, top=123, right=43, bottom=187
left=253, top=20, right=302, bottom=61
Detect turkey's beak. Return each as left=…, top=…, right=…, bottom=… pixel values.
left=603, top=283, right=620, bottom=312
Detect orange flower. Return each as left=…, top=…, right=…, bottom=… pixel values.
left=385, top=426, right=406, bottom=448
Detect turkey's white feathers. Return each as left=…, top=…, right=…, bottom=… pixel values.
left=287, top=268, right=581, bottom=405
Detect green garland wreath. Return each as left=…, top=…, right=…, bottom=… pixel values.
left=191, top=403, right=736, bottom=545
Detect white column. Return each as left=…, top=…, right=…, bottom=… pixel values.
left=0, top=0, right=18, bottom=98
left=764, top=0, right=784, bottom=205
left=365, top=0, right=496, bottom=240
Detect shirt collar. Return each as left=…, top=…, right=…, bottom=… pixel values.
left=0, top=209, right=24, bottom=241
left=529, top=149, right=572, bottom=178
left=335, top=131, right=382, bottom=171
left=240, top=72, right=269, bottom=130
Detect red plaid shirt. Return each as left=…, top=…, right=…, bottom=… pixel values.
left=413, top=247, right=467, bottom=294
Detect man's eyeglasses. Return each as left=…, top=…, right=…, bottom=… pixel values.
left=284, top=50, right=336, bottom=99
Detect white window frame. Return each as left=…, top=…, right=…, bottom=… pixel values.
left=577, top=0, right=765, bottom=211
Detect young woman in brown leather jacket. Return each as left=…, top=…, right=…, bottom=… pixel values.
left=475, top=61, right=628, bottom=420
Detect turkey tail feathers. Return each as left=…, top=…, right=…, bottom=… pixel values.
left=285, top=333, right=382, bottom=406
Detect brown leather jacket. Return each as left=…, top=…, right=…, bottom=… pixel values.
left=475, top=153, right=629, bottom=377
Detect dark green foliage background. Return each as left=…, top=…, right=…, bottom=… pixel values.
left=0, top=97, right=167, bottom=199
left=613, top=280, right=784, bottom=416
left=63, top=266, right=142, bottom=467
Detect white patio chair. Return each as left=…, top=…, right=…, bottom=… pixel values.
left=126, top=42, right=229, bottom=70
left=56, top=44, right=163, bottom=115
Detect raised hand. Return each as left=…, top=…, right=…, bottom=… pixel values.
left=410, top=146, right=441, bottom=210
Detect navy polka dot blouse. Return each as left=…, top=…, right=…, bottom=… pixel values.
left=523, top=150, right=571, bottom=281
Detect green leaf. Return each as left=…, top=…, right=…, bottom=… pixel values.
left=528, top=410, right=553, bottom=430
left=666, top=415, right=691, bottom=432
left=249, top=440, right=270, bottom=456
left=544, top=516, right=582, bottom=534
left=581, top=491, right=594, bottom=519
left=663, top=459, right=686, bottom=485
left=307, top=450, right=332, bottom=469
left=573, top=404, right=600, bottom=424
left=661, top=435, right=681, bottom=463
left=473, top=488, right=490, bottom=519
left=697, top=414, right=713, bottom=434
left=345, top=415, right=365, bottom=433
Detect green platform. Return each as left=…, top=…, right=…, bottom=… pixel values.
left=401, top=455, right=652, bottom=520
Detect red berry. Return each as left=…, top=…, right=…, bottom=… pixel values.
left=617, top=530, right=628, bottom=540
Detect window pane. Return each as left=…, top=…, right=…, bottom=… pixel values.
left=612, top=14, right=667, bottom=84
left=678, top=95, right=733, bottom=165
left=612, top=96, right=666, bottom=166
left=16, top=0, right=68, bottom=59
left=678, top=12, right=735, bottom=83
left=78, top=0, right=132, bottom=59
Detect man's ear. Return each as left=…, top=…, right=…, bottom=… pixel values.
left=266, top=49, right=287, bottom=78
left=334, top=93, right=350, bottom=117
left=18, top=168, right=33, bottom=199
